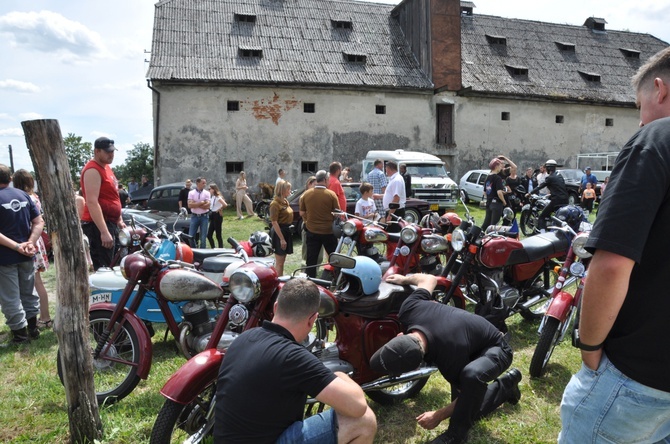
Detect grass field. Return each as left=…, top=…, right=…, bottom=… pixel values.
left=0, top=204, right=592, bottom=443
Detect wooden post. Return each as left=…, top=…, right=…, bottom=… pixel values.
left=21, top=119, right=102, bottom=442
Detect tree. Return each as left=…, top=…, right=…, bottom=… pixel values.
left=63, top=133, right=93, bottom=186
left=113, top=141, right=153, bottom=186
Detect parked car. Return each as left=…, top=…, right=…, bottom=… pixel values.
left=128, top=185, right=154, bottom=206
left=145, top=182, right=184, bottom=212
left=121, top=208, right=191, bottom=234
left=459, top=169, right=489, bottom=203
left=276, top=182, right=431, bottom=233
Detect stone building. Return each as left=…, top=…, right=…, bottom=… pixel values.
left=146, top=0, right=667, bottom=192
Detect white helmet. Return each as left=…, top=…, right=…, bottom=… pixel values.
left=249, top=231, right=273, bottom=257
left=545, top=159, right=558, bottom=167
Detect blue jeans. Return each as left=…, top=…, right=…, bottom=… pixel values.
left=559, top=353, right=670, bottom=443
left=0, top=261, right=38, bottom=330
left=275, top=408, right=337, bottom=444
left=189, top=213, right=209, bottom=249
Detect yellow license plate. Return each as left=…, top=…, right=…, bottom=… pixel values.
left=430, top=204, right=439, bottom=211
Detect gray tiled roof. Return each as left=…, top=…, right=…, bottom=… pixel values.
left=147, top=0, right=433, bottom=90
left=461, top=14, right=668, bottom=103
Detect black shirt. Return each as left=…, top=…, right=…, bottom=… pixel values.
left=585, top=116, right=670, bottom=392
left=484, top=173, right=505, bottom=208
left=178, top=187, right=191, bottom=214
left=533, top=172, right=568, bottom=202
left=398, top=289, right=503, bottom=383
left=214, top=321, right=336, bottom=443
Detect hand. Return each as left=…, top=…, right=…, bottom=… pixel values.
left=385, top=274, right=408, bottom=285
left=581, top=349, right=603, bottom=371
left=101, top=231, right=115, bottom=249
left=416, top=410, right=442, bottom=430
left=280, top=240, right=287, bottom=249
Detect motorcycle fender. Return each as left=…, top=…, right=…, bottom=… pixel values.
left=159, top=349, right=224, bottom=404
left=90, top=303, right=153, bottom=379
left=545, top=291, right=574, bottom=321
left=435, top=277, right=466, bottom=308
left=521, top=204, right=530, bottom=212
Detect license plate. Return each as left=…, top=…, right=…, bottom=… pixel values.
left=430, top=204, right=439, bottom=211
left=90, top=292, right=112, bottom=305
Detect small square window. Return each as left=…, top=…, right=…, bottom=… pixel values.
left=226, top=162, right=243, bottom=174
left=501, top=112, right=510, bottom=121
left=304, top=103, right=315, bottom=113
left=605, top=118, right=614, bottom=127
left=228, top=101, right=240, bottom=111
left=301, top=161, right=318, bottom=174
left=556, top=115, right=564, bottom=124
left=376, top=105, right=386, bottom=115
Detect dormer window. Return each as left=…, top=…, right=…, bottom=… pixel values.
left=620, top=48, right=640, bottom=59
left=235, top=13, right=256, bottom=23
left=239, top=46, right=263, bottom=58
left=331, top=19, right=352, bottom=29
left=555, top=41, right=576, bottom=52
left=485, top=34, right=507, bottom=46
left=584, top=17, right=607, bottom=33
left=344, top=52, right=366, bottom=63
left=460, top=1, right=474, bottom=16
left=578, top=70, right=601, bottom=82
left=505, top=64, right=528, bottom=78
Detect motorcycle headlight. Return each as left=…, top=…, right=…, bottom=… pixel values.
left=400, top=226, right=419, bottom=244
left=572, top=232, right=592, bottom=259
left=451, top=227, right=466, bottom=252
left=118, top=228, right=132, bottom=247
left=342, top=221, right=357, bottom=237
left=229, top=268, right=261, bottom=303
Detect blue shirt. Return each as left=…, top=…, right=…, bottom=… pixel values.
left=580, top=173, right=598, bottom=189
left=0, top=186, right=40, bottom=265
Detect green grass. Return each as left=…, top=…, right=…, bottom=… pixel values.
left=0, top=204, right=594, bottom=443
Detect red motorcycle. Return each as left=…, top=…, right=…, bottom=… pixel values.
left=529, top=207, right=591, bottom=377
left=149, top=253, right=463, bottom=443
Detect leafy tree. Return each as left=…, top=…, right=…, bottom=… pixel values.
left=63, top=133, right=93, bottom=186
left=113, top=142, right=154, bottom=186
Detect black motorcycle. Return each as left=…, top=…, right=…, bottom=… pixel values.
left=519, top=194, right=551, bottom=236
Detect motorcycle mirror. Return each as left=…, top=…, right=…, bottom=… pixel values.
left=502, top=207, right=514, bottom=222
left=329, top=253, right=356, bottom=269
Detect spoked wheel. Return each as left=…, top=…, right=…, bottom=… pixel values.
left=529, top=317, right=562, bottom=377
left=432, top=285, right=466, bottom=309
left=150, top=385, right=216, bottom=444
left=366, top=376, right=430, bottom=405
left=56, top=309, right=142, bottom=406
left=520, top=210, right=537, bottom=237
left=254, top=201, right=269, bottom=219
left=519, top=266, right=559, bottom=321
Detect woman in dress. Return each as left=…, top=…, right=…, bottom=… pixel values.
left=207, top=183, right=228, bottom=248
left=235, top=171, right=256, bottom=220
left=12, top=169, right=52, bottom=328
left=269, top=180, right=293, bottom=276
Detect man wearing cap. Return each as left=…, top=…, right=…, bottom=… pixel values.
left=299, top=170, right=340, bottom=278
left=529, top=159, right=569, bottom=231
left=579, top=166, right=598, bottom=195
left=80, top=137, right=125, bottom=269
left=371, top=273, right=522, bottom=444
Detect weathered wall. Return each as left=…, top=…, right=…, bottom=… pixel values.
left=441, top=93, right=639, bottom=176
left=154, top=84, right=434, bottom=197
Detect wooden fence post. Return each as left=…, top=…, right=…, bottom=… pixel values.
left=21, top=119, right=102, bottom=442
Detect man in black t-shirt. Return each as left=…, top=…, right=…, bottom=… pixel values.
left=177, top=179, right=192, bottom=214
left=214, top=278, right=376, bottom=444
left=371, top=274, right=521, bottom=444
left=559, top=47, right=670, bottom=443
left=530, top=159, right=568, bottom=231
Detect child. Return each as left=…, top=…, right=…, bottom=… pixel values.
left=581, top=182, right=596, bottom=215
left=355, top=182, right=377, bottom=219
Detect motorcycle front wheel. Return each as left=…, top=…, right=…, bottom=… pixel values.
left=150, top=384, right=216, bottom=444
left=529, top=317, right=562, bottom=378
left=520, top=210, right=537, bottom=236
left=366, top=377, right=429, bottom=405
left=56, top=309, right=142, bottom=406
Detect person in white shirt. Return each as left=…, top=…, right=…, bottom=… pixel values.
left=207, top=183, right=228, bottom=248
left=355, top=183, right=377, bottom=220
left=377, top=161, right=406, bottom=231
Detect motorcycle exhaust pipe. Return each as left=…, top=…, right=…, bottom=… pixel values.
left=361, top=366, right=438, bottom=392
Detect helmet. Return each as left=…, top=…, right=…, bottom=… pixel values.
left=420, top=213, right=441, bottom=230
left=340, top=256, right=382, bottom=296
left=440, top=212, right=462, bottom=228
left=545, top=159, right=558, bottom=173
left=555, top=205, right=586, bottom=232
left=249, top=231, right=273, bottom=257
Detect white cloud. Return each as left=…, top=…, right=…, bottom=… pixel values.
left=0, top=10, right=110, bottom=62
left=0, top=127, right=24, bottom=136
left=18, top=112, right=43, bottom=120
left=0, top=78, right=40, bottom=93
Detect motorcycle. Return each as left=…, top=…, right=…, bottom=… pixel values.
left=519, top=193, right=552, bottom=236
left=439, top=200, right=572, bottom=331
left=149, top=253, right=464, bottom=443
left=529, top=208, right=592, bottom=377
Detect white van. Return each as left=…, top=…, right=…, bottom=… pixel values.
left=361, top=149, right=459, bottom=210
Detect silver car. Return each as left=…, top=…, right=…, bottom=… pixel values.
left=458, top=169, right=489, bottom=203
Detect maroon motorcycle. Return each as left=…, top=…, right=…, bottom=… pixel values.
left=149, top=253, right=465, bottom=443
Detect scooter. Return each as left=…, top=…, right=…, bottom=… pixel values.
left=529, top=209, right=592, bottom=377
left=149, top=253, right=459, bottom=443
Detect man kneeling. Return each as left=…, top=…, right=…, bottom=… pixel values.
left=214, top=278, right=377, bottom=443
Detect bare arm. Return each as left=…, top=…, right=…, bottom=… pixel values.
left=579, top=249, right=634, bottom=370
left=385, top=273, right=437, bottom=292
left=83, top=169, right=114, bottom=249
left=315, top=372, right=368, bottom=418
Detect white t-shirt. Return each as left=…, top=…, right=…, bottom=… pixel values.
left=382, top=172, right=406, bottom=210
left=355, top=197, right=376, bottom=217
left=210, top=195, right=224, bottom=212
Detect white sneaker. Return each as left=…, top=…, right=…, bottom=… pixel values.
left=238, top=216, right=244, bottom=220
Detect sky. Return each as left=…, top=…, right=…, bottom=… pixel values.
left=1, top=0, right=668, bottom=173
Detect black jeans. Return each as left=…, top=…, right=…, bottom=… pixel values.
left=82, top=221, right=117, bottom=270
left=447, top=339, right=514, bottom=439
left=482, top=201, right=504, bottom=232
left=305, top=229, right=338, bottom=278
left=538, top=199, right=568, bottom=230
left=207, top=211, right=223, bottom=248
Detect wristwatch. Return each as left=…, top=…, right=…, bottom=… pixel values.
left=576, top=338, right=604, bottom=351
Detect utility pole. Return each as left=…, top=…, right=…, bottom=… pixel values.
left=8, top=144, right=14, bottom=172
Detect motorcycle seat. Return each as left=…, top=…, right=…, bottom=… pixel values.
left=192, top=248, right=236, bottom=264
left=505, top=231, right=570, bottom=265
left=338, top=281, right=407, bottom=318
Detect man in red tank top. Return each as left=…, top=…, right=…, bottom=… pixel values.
left=80, top=137, right=125, bottom=269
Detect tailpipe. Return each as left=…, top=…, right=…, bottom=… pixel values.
left=360, top=366, right=438, bottom=392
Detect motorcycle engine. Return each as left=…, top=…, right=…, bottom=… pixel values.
left=499, top=284, right=521, bottom=308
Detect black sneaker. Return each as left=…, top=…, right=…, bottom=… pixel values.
left=11, top=327, right=30, bottom=344
left=499, top=368, right=522, bottom=405
left=427, top=431, right=467, bottom=444
left=27, top=317, right=40, bottom=339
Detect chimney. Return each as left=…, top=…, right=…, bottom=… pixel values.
left=431, top=0, right=462, bottom=90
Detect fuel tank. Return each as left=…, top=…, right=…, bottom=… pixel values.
left=479, top=236, right=523, bottom=269
left=157, top=268, right=223, bottom=301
